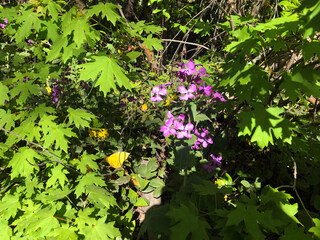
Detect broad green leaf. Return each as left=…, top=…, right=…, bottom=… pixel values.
left=14, top=9, right=42, bottom=43
left=87, top=185, right=117, bottom=209
left=0, top=193, right=21, bottom=220
left=309, top=218, right=320, bottom=239
left=142, top=34, right=163, bottom=51
left=0, top=220, right=12, bottom=240
left=67, top=108, right=95, bottom=129
left=134, top=197, right=149, bottom=207
left=0, top=82, right=9, bottom=106
left=79, top=55, right=131, bottom=96
left=192, top=180, right=219, bottom=195
left=13, top=205, right=59, bottom=238
left=279, top=223, right=313, bottom=240
left=8, top=147, right=41, bottom=179
left=42, top=124, right=76, bottom=153
left=81, top=218, right=121, bottom=239
left=74, top=173, right=106, bottom=198
left=86, top=2, right=121, bottom=26
left=72, top=152, right=99, bottom=174
left=167, top=202, right=210, bottom=240
left=0, top=109, right=15, bottom=130
left=10, top=81, right=38, bottom=104
left=47, top=224, right=78, bottom=240
left=46, top=165, right=69, bottom=188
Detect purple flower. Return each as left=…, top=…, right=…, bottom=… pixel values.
left=160, top=111, right=193, bottom=139
left=0, top=24, right=5, bottom=29
left=160, top=111, right=176, bottom=137
left=198, top=82, right=212, bottom=97
left=212, top=91, right=226, bottom=102
left=176, top=122, right=194, bottom=139
left=151, top=85, right=167, bottom=102
left=178, top=84, right=197, bottom=100
left=27, top=40, right=34, bottom=46
left=192, top=128, right=213, bottom=150
left=4, top=100, right=8, bottom=104
left=3, top=18, right=8, bottom=24
left=23, top=76, right=29, bottom=82
left=203, top=155, right=222, bottom=173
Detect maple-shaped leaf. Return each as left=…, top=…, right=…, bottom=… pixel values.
left=226, top=203, right=265, bottom=240
left=309, top=218, right=320, bottom=239
left=42, top=124, right=76, bottom=153
left=72, top=151, right=99, bottom=174
left=43, top=0, right=64, bottom=22
left=0, top=193, right=21, bottom=220
left=14, top=8, right=42, bottom=43
left=8, top=147, right=42, bottom=179
left=167, top=202, right=210, bottom=240
left=46, top=165, right=69, bottom=188
left=79, top=55, right=131, bottom=96
left=0, top=82, right=9, bottom=106
left=47, top=224, right=78, bottom=240
left=10, top=81, right=39, bottom=104
left=83, top=218, right=121, bottom=240
left=0, top=219, right=12, bottom=240
left=280, top=223, right=313, bottom=240
left=0, top=109, right=15, bottom=130
left=74, top=173, right=106, bottom=198
left=237, top=103, right=293, bottom=148
left=86, top=185, right=117, bottom=209
left=86, top=2, right=121, bottom=26
left=142, top=34, right=164, bottom=51
left=13, top=205, right=60, bottom=238
left=67, top=108, right=95, bottom=129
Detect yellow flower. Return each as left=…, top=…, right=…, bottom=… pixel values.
left=118, top=49, right=123, bottom=54
left=98, top=129, right=109, bottom=139
left=45, top=86, right=52, bottom=95
left=141, top=104, right=147, bottom=112
left=224, top=195, right=228, bottom=201
left=165, top=94, right=178, bottom=106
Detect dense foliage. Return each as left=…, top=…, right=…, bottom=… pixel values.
left=0, top=0, right=320, bottom=239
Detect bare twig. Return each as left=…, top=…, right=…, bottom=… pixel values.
left=161, top=39, right=209, bottom=50
left=277, top=148, right=315, bottom=226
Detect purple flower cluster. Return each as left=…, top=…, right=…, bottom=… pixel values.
left=175, top=59, right=209, bottom=85
left=160, top=111, right=194, bottom=139
left=178, top=84, right=197, bottom=100
left=51, top=79, right=67, bottom=104
left=150, top=82, right=171, bottom=102
left=203, top=154, right=222, bottom=173
left=192, top=128, right=213, bottom=150
left=1, top=18, right=8, bottom=29
left=27, top=40, right=34, bottom=46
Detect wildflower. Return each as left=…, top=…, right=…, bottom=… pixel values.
left=97, top=128, right=109, bottom=138
left=150, top=85, right=167, bottom=102
left=0, top=24, right=5, bottom=29
left=224, top=195, right=228, bottom=201
left=141, top=104, right=147, bottom=112
left=27, top=40, right=34, bottom=46
left=45, top=86, right=52, bottom=95
left=175, top=122, right=194, bottom=139
left=3, top=18, right=8, bottom=24
left=160, top=111, right=176, bottom=137
left=178, top=84, right=197, bottom=100
left=212, top=91, right=226, bottom=102
left=198, top=82, right=212, bottom=97
left=192, top=128, right=213, bottom=150
left=203, top=154, right=222, bottom=173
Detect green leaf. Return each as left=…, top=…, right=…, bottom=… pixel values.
left=0, top=109, right=15, bottom=130
left=0, top=82, right=9, bottom=106
left=46, top=165, right=69, bottom=188
left=87, top=185, right=117, bottom=209
left=149, top=178, right=165, bottom=188
left=86, top=2, right=121, bottom=26
left=47, top=224, right=78, bottom=240
left=125, top=51, right=143, bottom=61
left=226, top=203, right=265, bottom=240
left=309, top=218, right=320, bottom=239
left=14, top=9, right=42, bottom=43
left=134, top=197, right=149, bottom=207
left=74, top=173, right=106, bottom=198
left=0, top=220, right=12, bottom=240
left=142, top=34, right=163, bottom=51
left=72, top=152, right=99, bottom=174
left=192, top=180, right=219, bottom=195
left=194, top=113, right=211, bottom=122
left=167, top=202, right=210, bottom=240
left=280, top=223, right=313, bottom=240
left=42, top=124, right=76, bottom=153
left=79, top=55, right=131, bottom=96
left=67, top=108, right=95, bottom=129
left=0, top=193, right=21, bottom=220
left=8, top=147, right=41, bottom=179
